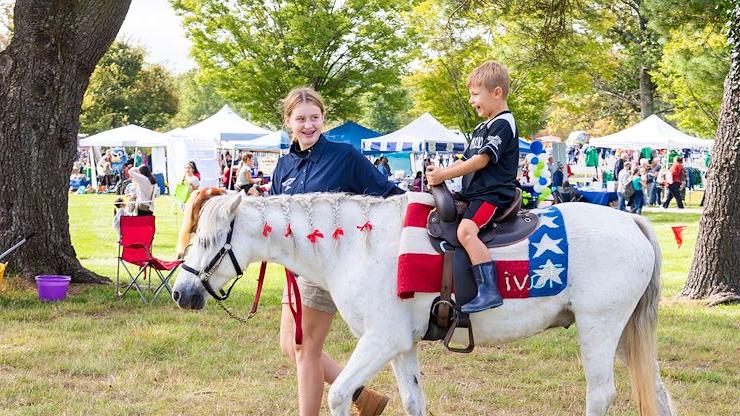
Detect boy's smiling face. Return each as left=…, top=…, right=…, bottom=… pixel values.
left=468, top=84, right=505, bottom=119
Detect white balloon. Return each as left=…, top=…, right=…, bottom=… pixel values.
left=533, top=184, right=545, bottom=193
left=542, top=170, right=552, bottom=178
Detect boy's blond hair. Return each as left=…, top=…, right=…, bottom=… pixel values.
left=467, top=61, right=510, bottom=97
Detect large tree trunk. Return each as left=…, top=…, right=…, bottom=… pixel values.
left=682, top=6, right=740, bottom=305
left=0, top=0, right=131, bottom=283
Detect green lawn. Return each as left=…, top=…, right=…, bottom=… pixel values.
left=0, top=194, right=737, bottom=415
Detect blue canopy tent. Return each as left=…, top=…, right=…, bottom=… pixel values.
left=519, top=138, right=532, bottom=154
left=324, top=121, right=381, bottom=152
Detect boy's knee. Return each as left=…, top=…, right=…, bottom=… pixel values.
left=457, top=221, right=478, bottom=245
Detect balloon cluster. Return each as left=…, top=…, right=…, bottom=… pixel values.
left=525, top=140, right=552, bottom=201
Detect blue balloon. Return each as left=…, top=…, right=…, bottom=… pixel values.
left=530, top=140, right=544, bottom=154
left=531, top=157, right=539, bottom=165
left=539, top=177, right=548, bottom=185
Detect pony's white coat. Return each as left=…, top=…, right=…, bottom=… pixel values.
left=173, top=192, right=674, bottom=416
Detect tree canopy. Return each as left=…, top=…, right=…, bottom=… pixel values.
left=172, top=0, right=415, bottom=128
left=79, top=41, right=179, bottom=134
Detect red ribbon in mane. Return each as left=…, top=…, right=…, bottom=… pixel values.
left=307, top=229, right=324, bottom=243
left=284, top=223, right=292, bottom=237
left=332, top=227, right=344, bottom=239
left=357, top=221, right=373, bottom=232
left=262, top=223, right=273, bottom=237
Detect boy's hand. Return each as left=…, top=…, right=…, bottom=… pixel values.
left=426, top=165, right=445, bottom=186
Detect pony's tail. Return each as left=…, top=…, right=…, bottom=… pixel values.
left=621, top=215, right=662, bottom=416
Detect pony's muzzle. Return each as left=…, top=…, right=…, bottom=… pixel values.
left=173, top=288, right=205, bottom=310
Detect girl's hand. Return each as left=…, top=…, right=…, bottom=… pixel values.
left=426, top=165, right=445, bottom=186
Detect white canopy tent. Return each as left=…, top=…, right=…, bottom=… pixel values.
left=589, top=115, right=714, bottom=150
left=167, top=105, right=274, bottom=188
left=229, top=130, right=290, bottom=152
left=176, top=104, right=272, bottom=146
left=361, top=113, right=467, bottom=153
left=78, top=125, right=169, bottom=191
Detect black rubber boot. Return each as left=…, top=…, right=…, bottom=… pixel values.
left=460, top=261, right=503, bottom=313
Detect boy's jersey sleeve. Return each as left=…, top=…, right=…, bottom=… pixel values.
left=477, top=119, right=515, bottom=164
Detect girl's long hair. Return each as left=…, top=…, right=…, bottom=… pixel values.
left=139, top=165, right=156, bottom=185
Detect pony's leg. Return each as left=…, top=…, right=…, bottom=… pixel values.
left=390, top=346, right=425, bottom=416
left=577, top=318, right=622, bottom=416
left=327, top=333, right=409, bottom=416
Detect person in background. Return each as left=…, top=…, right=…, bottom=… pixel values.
left=112, top=197, right=127, bottom=234
left=411, top=170, right=423, bottom=192
left=552, top=163, right=564, bottom=188
left=377, top=156, right=391, bottom=177
left=663, top=156, right=686, bottom=209
left=630, top=167, right=647, bottom=214
left=646, top=161, right=659, bottom=206
left=188, top=160, right=201, bottom=180
left=235, top=152, right=260, bottom=193
left=129, top=165, right=157, bottom=216
left=616, top=161, right=632, bottom=211
left=613, top=152, right=628, bottom=180
left=183, top=162, right=200, bottom=193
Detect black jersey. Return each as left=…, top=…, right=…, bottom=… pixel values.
left=459, top=110, right=518, bottom=208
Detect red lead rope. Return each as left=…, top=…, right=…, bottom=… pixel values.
left=285, top=268, right=303, bottom=344
left=248, top=261, right=268, bottom=318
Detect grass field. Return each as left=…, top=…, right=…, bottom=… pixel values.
left=1, top=194, right=738, bottom=415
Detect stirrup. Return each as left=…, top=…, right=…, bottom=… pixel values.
left=442, top=309, right=475, bottom=353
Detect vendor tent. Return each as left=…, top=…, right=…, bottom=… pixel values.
left=176, top=104, right=272, bottom=145
left=589, top=115, right=713, bottom=149
left=324, top=121, right=380, bottom=152
left=78, top=124, right=168, bottom=147
left=231, top=130, right=290, bottom=152
left=361, top=113, right=466, bottom=153
left=167, top=106, right=274, bottom=189
left=78, top=125, right=169, bottom=190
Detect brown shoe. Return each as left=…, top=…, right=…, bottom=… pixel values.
left=352, top=387, right=389, bottom=416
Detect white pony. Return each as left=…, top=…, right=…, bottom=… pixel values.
left=172, top=192, right=674, bottom=416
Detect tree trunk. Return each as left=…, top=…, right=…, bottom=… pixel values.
left=0, top=0, right=131, bottom=283
left=637, top=8, right=655, bottom=119
left=638, top=64, right=655, bottom=119
left=682, top=6, right=740, bottom=305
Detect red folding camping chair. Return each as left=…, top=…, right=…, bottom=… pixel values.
left=116, top=215, right=182, bottom=303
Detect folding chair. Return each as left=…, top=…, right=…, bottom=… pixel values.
left=116, top=215, right=182, bottom=303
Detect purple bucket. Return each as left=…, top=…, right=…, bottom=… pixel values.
left=35, top=275, right=71, bottom=301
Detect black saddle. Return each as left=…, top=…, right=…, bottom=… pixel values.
left=427, top=185, right=539, bottom=251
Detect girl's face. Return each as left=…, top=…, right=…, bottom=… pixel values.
left=286, top=102, right=324, bottom=150
left=185, top=164, right=193, bottom=174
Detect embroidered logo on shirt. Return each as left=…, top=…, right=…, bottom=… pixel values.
left=487, top=135, right=502, bottom=148
left=282, top=177, right=296, bottom=191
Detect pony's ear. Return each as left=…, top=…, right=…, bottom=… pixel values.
left=228, top=192, right=243, bottom=216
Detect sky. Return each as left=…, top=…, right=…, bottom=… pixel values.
left=119, top=0, right=196, bottom=74
left=0, top=0, right=196, bottom=74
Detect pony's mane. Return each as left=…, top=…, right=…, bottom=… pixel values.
left=195, top=192, right=408, bottom=247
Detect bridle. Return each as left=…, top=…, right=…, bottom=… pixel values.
left=181, top=219, right=266, bottom=322
left=180, top=217, right=302, bottom=344
left=181, top=219, right=245, bottom=302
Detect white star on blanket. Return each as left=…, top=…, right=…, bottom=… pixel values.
left=532, top=233, right=564, bottom=258
left=532, top=259, right=565, bottom=289
left=538, top=215, right=558, bottom=229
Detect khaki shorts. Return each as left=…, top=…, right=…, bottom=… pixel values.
left=282, top=275, right=337, bottom=314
